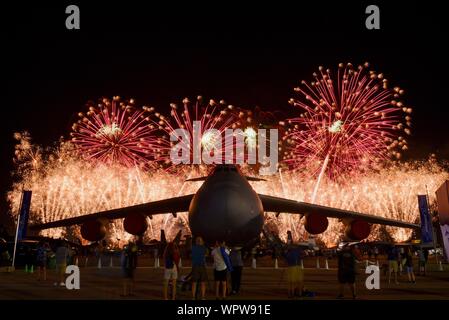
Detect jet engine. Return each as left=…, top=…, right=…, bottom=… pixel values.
left=304, top=213, right=329, bottom=234
left=124, top=213, right=148, bottom=235
left=344, top=219, right=371, bottom=240
left=80, top=220, right=106, bottom=242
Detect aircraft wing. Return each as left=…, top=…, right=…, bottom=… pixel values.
left=29, top=194, right=195, bottom=230
left=258, top=194, right=419, bottom=229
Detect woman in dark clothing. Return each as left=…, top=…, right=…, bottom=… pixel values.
left=405, top=247, right=416, bottom=283
left=337, top=244, right=357, bottom=299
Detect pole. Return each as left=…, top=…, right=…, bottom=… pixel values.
left=12, top=191, right=24, bottom=268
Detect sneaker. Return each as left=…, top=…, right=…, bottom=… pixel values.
left=53, top=282, right=58, bottom=286
left=59, top=282, right=65, bottom=287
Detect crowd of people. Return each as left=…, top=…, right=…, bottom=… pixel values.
left=4, top=235, right=432, bottom=300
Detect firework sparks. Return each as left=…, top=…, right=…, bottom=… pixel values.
left=8, top=134, right=447, bottom=248
left=283, top=62, right=412, bottom=180
left=71, top=96, right=170, bottom=169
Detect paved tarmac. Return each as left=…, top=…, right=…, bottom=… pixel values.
left=1, top=256, right=448, bottom=300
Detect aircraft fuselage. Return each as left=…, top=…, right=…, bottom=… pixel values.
left=188, top=165, right=264, bottom=246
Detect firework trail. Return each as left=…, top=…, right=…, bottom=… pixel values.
left=71, top=96, right=170, bottom=169
left=283, top=62, right=412, bottom=202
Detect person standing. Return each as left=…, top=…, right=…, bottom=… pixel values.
left=211, top=241, right=231, bottom=300
left=121, top=241, right=138, bottom=296
left=191, top=236, right=208, bottom=300
left=36, top=241, right=50, bottom=281
left=387, top=245, right=400, bottom=284
left=418, top=248, right=427, bottom=276
left=405, top=247, right=416, bottom=283
left=230, top=247, right=243, bottom=295
left=162, top=242, right=180, bottom=300
left=337, top=244, right=357, bottom=299
left=284, top=244, right=304, bottom=298
left=54, top=241, right=68, bottom=287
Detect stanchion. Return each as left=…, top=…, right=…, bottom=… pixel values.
left=97, top=257, right=102, bottom=269
left=251, top=258, right=257, bottom=269
left=109, top=256, right=113, bottom=267
left=274, top=258, right=278, bottom=269
left=316, top=257, right=320, bottom=269
left=324, top=259, right=329, bottom=270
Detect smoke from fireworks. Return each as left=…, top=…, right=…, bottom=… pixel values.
left=71, top=96, right=170, bottom=169
left=8, top=133, right=447, bottom=247
left=283, top=62, right=412, bottom=179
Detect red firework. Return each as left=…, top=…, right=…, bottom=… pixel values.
left=149, top=96, right=251, bottom=169
left=282, top=62, right=412, bottom=178
left=71, top=96, right=169, bottom=168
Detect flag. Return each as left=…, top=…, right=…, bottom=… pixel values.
left=436, top=180, right=449, bottom=225
left=17, top=191, right=32, bottom=241
left=417, top=195, right=433, bottom=244
left=440, top=225, right=449, bottom=262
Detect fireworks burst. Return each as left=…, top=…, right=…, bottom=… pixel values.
left=71, top=96, right=169, bottom=169
left=148, top=96, right=253, bottom=170
left=283, top=62, right=412, bottom=179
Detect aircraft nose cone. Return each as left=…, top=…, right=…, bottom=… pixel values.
left=188, top=179, right=264, bottom=246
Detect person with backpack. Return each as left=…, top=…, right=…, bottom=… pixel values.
left=337, top=243, right=357, bottom=299
left=163, top=242, right=180, bottom=300
left=211, top=240, right=232, bottom=300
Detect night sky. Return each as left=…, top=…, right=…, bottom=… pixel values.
left=2, top=2, right=448, bottom=228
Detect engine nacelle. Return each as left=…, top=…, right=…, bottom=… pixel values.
left=344, top=219, right=371, bottom=240
left=81, top=220, right=106, bottom=242
left=304, top=213, right=329, bottom=235
left=124, top=213, right=148, bottom=235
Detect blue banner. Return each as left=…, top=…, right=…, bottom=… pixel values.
left=17, top=190, right=32, bottom=240
left=418, top=195, right=433, bottom=244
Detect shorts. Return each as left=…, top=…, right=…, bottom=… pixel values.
left=388, top=261, right=398, bottom=273
left=164, top=267, right=178, bottom=280
left=338, top=272, right=355, bottom=284
left=287, top=266, right=304, bottom=283
left=406, top=266, right=413, bottom=273
left=214, top=269, right=227, bottom=282
left=191, top=266, right=208, bottom=282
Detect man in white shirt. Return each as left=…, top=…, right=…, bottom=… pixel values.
left=211, top=241, right=229, bottom=299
